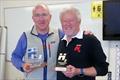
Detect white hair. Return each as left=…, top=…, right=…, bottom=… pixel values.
left=60, top=6, right=81, bottom=21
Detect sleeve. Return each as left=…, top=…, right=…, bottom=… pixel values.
left=90, top=35, right=109, bottom=76
left=11, top=32, right=27, bottom=72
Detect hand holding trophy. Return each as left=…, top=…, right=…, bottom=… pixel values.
left=23, top=62, right=47, bottom=73
left=24, top=48, right=47, bottom=72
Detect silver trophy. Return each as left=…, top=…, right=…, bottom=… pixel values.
left=26, top=48, right=46, bottom=69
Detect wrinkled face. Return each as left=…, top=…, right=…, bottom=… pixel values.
left=32, top=6, right=51, bottom=31
left=61, top=11, right=80, bottom=37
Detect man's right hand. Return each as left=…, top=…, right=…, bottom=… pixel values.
left=23, top=62, right=47, bottom=73
left=23, top=63, right=33, bottom=73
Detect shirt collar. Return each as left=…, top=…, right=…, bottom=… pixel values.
left=62, top=29, right=83, bottom=41
left=31, top=25, right=54, bottom=36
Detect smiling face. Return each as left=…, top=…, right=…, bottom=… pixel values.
left=61, top=10, right=81, bottom=37
left=32, top=5, right=51, bottom=33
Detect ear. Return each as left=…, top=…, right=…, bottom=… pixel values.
left=32, top=16, right=35, bottom=22
left=49, top=14, right=52, bottom=20
left=32, top=15, right=34, bottom=20
left=32, top=16, right=34, bottom=19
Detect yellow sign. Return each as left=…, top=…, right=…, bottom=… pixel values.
left=91, top=1, right=103, bottom=19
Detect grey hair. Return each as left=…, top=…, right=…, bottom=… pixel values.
left=32, top=3, right=50, bottom=15
left=60, top=6, right=81, bottom=21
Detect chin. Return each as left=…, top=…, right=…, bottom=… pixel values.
left=65, top=33, right=73, bottom=37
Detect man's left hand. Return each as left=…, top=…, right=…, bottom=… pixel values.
left=62, top=65, right=80, bottom=78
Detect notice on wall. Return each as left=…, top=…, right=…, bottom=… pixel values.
left=91, top=1, right=103, bottom=19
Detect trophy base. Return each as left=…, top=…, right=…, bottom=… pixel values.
left=30, top=62, right=47, bottom=69
left=55, top=67, right=67, bottom=71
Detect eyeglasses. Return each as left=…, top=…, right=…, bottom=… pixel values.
left=34, top=13, right=49, bottom=17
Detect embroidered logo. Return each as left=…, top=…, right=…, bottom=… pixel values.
left=50, top=41, right=56, bottom=44
left=74, top=44, right=81, bottom=53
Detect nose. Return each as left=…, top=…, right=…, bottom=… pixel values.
left=38, top=16, right=45, bottom=20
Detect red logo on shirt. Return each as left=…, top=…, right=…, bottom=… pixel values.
left=74, top=44, right=81, bottom=53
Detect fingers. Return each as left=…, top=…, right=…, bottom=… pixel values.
left=62, top=71, right=73, bottom=78
left=62, top=65, right=77, bottom=78
left=23, top=63, right=33, bottom=73
left=23, top=62, right=47, bottom=73
left=84, top=30, right=93, bottom=35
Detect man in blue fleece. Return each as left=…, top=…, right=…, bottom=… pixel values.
left=11, top=4, right=64, bottom=80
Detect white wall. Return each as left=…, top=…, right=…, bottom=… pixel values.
left=0, top=26, right=7, bottom=80
left=1, top=0, right=120, bottom=80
